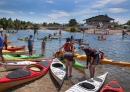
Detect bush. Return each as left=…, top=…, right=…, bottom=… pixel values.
left=70, top=27, right=76, bottom=32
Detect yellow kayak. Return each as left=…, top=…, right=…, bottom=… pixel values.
left=2, top=50, right=36, bottom=55
left=76, top=54, right=130, bottom=67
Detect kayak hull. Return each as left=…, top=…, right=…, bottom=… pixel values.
left=50, top=58, right=66, bottom=86
left=0, top=59, right=52, bottom=91
left=100, top=79, right=124, bottom=92
left=66, top=72, right=108, bottom=92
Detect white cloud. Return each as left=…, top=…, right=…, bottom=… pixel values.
left=29, top=12, right=34, bottom=14
left=0, top=9, right=14, bottom=14
left=46, top=0, right=54, bottom=3
left=74, top=0, right=85, bottom=3
left=115, top=17, right=127, bottom=24
left=109, top=8, right=128, bottom=13
left=92, top=0, right=127, bottom=8
left=48, top=11, right=70, bottom=19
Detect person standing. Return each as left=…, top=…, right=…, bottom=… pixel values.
left=80, top=46, right=104, bottom=78
left=59, top=30, right=61, bottom=35
left=3, top=34, right=8, bottom=50
left=59, top=38, right=75, bottom=78
left=41, top=39, right=46, bottom=49
left=0, top=28, right=5, bottom=63
left=28, top=35, right=33, bottom=55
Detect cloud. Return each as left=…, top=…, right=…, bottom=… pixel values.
left=74, top=0, right=85, bottom=3
left=109, top=8, right=128, bottom=13
left=29, top=12, right=34, bottom=14
left=92, top=0, right=127, bottom=8
left=48, top=11, right=70, bottom=19
left=45, top=0, right=54, bottom=3
left=0, top=9, right=14, bottom=14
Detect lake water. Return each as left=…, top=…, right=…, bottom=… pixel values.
left=5, top=30, right=130, bottom=91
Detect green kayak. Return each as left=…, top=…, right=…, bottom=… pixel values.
left=3, top=54, right=43, bottom=59
left=61, top=59, right=85, bottom=68
left=17, top=38, right=28, bottom=41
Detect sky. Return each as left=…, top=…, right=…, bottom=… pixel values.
left=0, top=0, right=129, bottom=24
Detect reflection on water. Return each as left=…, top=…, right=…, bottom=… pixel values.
left=6, top=30, right=130, bottom=91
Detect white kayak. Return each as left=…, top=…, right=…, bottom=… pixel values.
left=0, top=60, right=36, bottom=71
left=50, top=58, right=66, bottom=86
left=65, top=72, right=108, bottom=92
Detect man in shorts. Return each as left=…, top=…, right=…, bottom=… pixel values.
left=28, top=35, right=33, bottom=55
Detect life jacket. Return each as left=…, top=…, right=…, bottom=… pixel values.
left=64, top=42, right=73, bottom=52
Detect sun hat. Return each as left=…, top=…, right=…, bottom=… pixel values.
left=99, top=49, right=103, bottom=52
left=0, top=28, right=3, bottom=32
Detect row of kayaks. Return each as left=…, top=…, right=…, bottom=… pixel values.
left=0, top=58, right=124, bottom=92
left=75, top=54, right=130, bottom=67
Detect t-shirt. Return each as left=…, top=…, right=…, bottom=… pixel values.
left=0, top=35, right=3, bottom=48
left=28, top=38, right=33, bottom=47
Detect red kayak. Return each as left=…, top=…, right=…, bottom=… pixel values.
left=100, top=79, right=124, bottom=92
left=0, top=59, right=52, bottom=91
left=3, top=45, right=25, bottom=51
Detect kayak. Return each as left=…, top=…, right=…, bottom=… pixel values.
left=0, top=60, right=36, bottom=71
left=2, top=49, right=36, bottom=55
left=2, top=45, right=25, bottom=51
left=3, top=54, right=43, bottom=59
left=53, top=52, right=85, bottom=68
left=37, top=38, right=52, bottom=40
left=76, top=54, right=130, bottom=67
left=17, top=38, right=28, bottom=41
left=0, top=59, right=52, bottom=91
left=62, top=59, right=85, bottom=68
left=50, top=58, right=66, bottom=86
left=100, top=79, right=124, bottom=92
left=66, top=72, right=108, bottom=92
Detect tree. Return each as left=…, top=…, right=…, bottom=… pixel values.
left=14, top=19, right=21, bottom=32
left=125, top=20, right=130, bottom=25
left=7, top=18, right=14, bottom=30
left=42, top=22, right=47, bottom=27
left=69, top=19, right=77, bottom=27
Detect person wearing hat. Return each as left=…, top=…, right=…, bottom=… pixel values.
left=0, top=28, right=5, bottom=63
left=59, top=37, right=75, bottom=78
left=80, top=46, right=104, bottom=78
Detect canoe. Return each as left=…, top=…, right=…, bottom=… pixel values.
left=2, top=49, right=36, bottom=55
left=3, top=54, right=43, bottom=59
left=66, top=72, right=108, bottom=92
left=50, top=58, right=66, bottom=86
left=0, top=60, right=37, bottom=70
left=0, top=59, right=52, bottom=91
left=72, top=40, right=89, bottom=45
left=100, top=79, right=124, bottom=92
left=76, top=54, right=130, bottom=67
left=2, top=46, right=25, bottom=51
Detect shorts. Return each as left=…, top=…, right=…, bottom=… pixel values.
left=91, top=53, right=99, bottom=65
left=0, top=48, right=3, bottom=55
left=28, top=46, right=33, bottom=52
left=64, top=52, right=74, bottom=61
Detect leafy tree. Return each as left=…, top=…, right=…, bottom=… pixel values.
left=125, top=20, right=130, bottom=25
left=7, top=18, right=14, bottom=30
left=14, top=19, right=21, bottom=31
left=69, top=19, right=77, bottom=27
left=42, top=22, right=47, bottom=27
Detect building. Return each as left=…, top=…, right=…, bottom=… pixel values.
left=83, top=14, right=118, bottom=29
